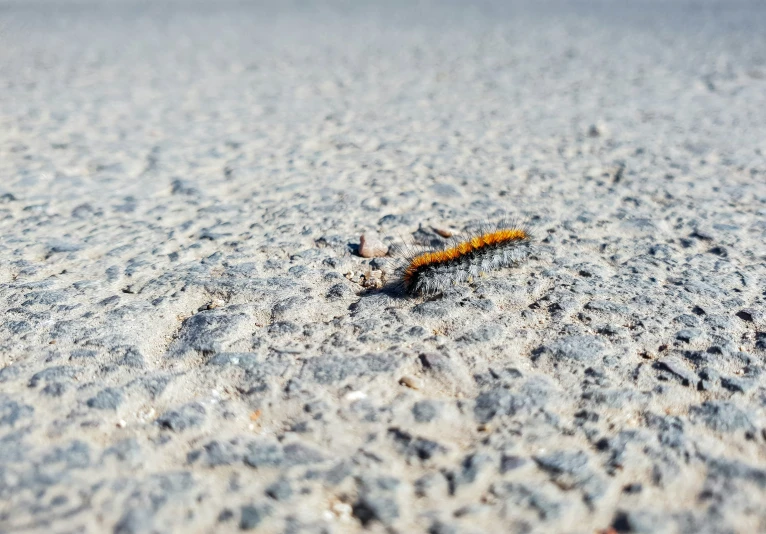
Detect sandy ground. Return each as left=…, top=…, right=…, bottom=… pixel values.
left=1, top=1, right=765, bottom=532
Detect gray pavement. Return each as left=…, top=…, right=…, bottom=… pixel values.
left=1, top=1, right=765, bottom=532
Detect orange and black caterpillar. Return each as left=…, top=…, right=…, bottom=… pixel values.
left=393, top=220, right=534, bottom=296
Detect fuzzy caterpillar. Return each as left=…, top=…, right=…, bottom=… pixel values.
left=390, top=220, right=534, bottom=296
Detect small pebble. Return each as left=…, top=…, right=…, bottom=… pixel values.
left=361, top=269, right=384, bottom=289
left=399, top=376, right=422, bottom=389
left=359, top=233, right=388, bottom=258
left=344, top=391, right=367, bottom=402
left=432, top=225, right=455, bottom=238
left=331, top=500, right=353, bottom=520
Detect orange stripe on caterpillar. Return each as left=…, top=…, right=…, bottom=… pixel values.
left=402, top=228, right=530, bottom=290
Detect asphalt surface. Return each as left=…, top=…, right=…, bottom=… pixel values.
left=1, top=1, right=765, bottom=533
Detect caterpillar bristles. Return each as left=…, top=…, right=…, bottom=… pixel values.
left=384, top=217, right=535, bottom=297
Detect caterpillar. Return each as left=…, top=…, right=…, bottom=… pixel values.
left=389, top=219, right=534, bottom=296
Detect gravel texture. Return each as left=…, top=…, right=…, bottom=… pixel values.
left=1, top=1, right=766, bottom=533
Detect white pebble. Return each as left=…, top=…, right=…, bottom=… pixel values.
left=359, top=233, right=388, bottom=258
left=344, top=390, right=367, bottom=401
left=399, top=376, right=422, bottom=389
left=331, top=501, right=353, bottom=520
left=432, top=225, right=455, bottom=238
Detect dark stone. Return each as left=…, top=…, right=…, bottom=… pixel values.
left=534, top=451, right=588, bottom=477
left=412, top=400, right=439, bottom=423
left=106, top=265, right=121, bottom=281
left=218, top=509, right=234, bottom=522
left=428, top=521, right=458, bottom=534
left=325, top=461, right=352, bottom=485
left=283, top=443, right=325, bottom=466
left=419, top=353, right=452, bottom=372
left=675, top=329, right=702, bottom=343
left=412, top=300, right=449, bottom=318
left=268, top=321, right=299, bottom=336
left=353, top=493, right=399, bottom=525
left=533, top=450, right=605, bottom=502
left=532, top=335, right=605, bottom=363
left=430, top=183, right=461, bottom=197
left=272, top=296, right=305, bottom=316
left=290, top=421, right=311, bottom=433
left=756, top=332, right=766, bottom=351
left=114, top=508, right=153, bottom=534
left=0, top=395, right=34, bottom=427
left=585, top=300, right=630, bottom=314
left=653, top=357, right=695, bottom=387
left=697, top=367, right=720, bottom=392
left=7, top=320, right=31, bottom=334
left=243, top=440, right=284, bottom=468
left=595, top=431, right=643, bottom=474
left=705, top=458, right=766, bottom=489
left=133, top=374, right=172, bottom=399
left=0, top=365, right=20, bottom=383
left=189, top=440, right=242, bottom=467
left=574, top=410, right=599, bottom=424
left=43, top=440, right=91, bottom=469
left=414, top=473, right=443, bottom=498
left=352, top=479, right=400, bottom=527
left=239, top=504, right=271, bottom=530
left=171, top=178, right=200, bottom=196
left=22, top=291, right=67, bottom=307
left=0, top=431, right=26, bottom=464
left=48, top=241, right=83, bottom=254
left=647, top=450, right=681, bottom=487
left=492, top=483, right=561, bottom=520
left=28, top=366, right=79, bottom=387
left=169, top=309, right=250, bottom=357
left=705, top=314, right=734, bottom=331
left=103, top=439, right=142, bottom=464
left=612, top=510, right=662, bottom=533
left=721, top=376, right=757, bottom=393
left=69, top=349, right=98, bottom=360
left=500, top=454, right=527, bottom=473
left=265, top=479, right=293, bottom=501
left=99, top=295, right=120, bottom=306
left=378, top=213, right=416, bottom=227
left=326, top=283, right=353, bottom=300
left=689, top=401, right=755, bottom=433
left=405, top=326, right=428, bottom=338
left=458, top=324, right=502, bottom=344
left=674, top=314, right=699, bottom=327
left=116, top=346, right=145, bottom=368
left=303, top=400, right=328, bottom=416
left=207, top=352, right=261, bottom=371
left=455, top=453, right=494, bottom=486
left=87, top=387, right=123, bottom=410
left=388, top=427, right=445, bottom=460
left=682, top=350, right=715, bottom=367
left=735, top=309, right=755, bottom=322
left=302, top=353, right=398, bottom=384
left=644, top=414, right=685, bottom=450
left=41, top=382, right=68, bottom=397
left=157, top=403, right=206, bottom=432
left=474, top=385, right=545, bottom=423
left=71, top=203, right=95, bottom=218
